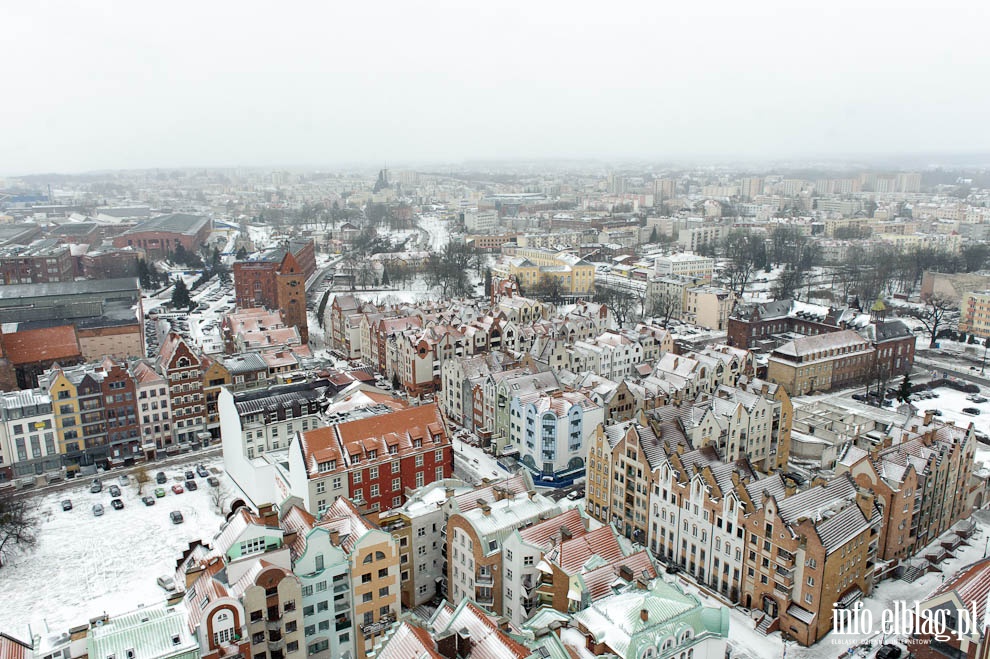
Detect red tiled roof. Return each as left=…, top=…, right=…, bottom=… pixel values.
left=2, top=325, right=80, bottom=365
left=555, top=525, right=624, bottom=573
left=375, top=621, right=442, bottom=659
left=932, top=557, right=990, bottom=625
left=0, top=634, right=32, bottom=659
left=518, top=508, right=587, bottom=547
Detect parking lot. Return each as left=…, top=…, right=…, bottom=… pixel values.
left=0, top=456, right=233, bottom=640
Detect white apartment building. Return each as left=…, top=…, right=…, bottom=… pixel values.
left=508, top=389, right=603, bottom=484
left=132, top=360, right=173, bottom=453
left=654, top=253, right=715, bottom=281
left=463, top=209, right=498, bottom=233
left=0, top=389, right=59, bottom=484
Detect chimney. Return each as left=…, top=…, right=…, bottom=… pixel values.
left=259, top=503, right=278, bottom=527
left=924, top=410, right=934, bottom=426
left=618, top=565, right=634, bottom=581
left=445, top=487, right=455, bottom=499
left=559, top=525, right=572, bottom=541
left=436, top=633, right=457, bottom=659
left=640, top=609, right=649, bottom=623
left=456, top=628, right=473, bottom=658
left=481, top=503, right=492, bottom=517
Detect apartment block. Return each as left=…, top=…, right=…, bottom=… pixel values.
left=445, top=488, right=559, bottom=615
left=0, top=389, right=59, bottom=484
left=283, top=404, right=453, bottom=517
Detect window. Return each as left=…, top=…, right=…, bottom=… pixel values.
left=415, top=472, right=424, bottom=487
left=415, top=455, right=424, bottom=467
left=393, top=478, right=401, bottom=491
left=379, top=587, right=389, bottom=597
left=435, top=449, right=443, bottom=461
left=523, top=556, right=534, bottom=566
left=353, top=471, right=362, bottom=484
left=370, top=466, right=378, bottom=479
left=286, top=641, right=298, bottom=654
left=392, top=461, right=400, bottom=473
left=362, top=593, right=372, bottom=603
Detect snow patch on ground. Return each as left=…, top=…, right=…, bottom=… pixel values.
left=0, top=458, right=231, bottom=639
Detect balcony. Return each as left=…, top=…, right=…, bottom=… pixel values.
left=335, top=618, right=351, bottom=632
left=333, top=583, right=349, bottom=594
left=773, top=570, right=794, bottom=587
left=361, top=613, right=396, bottom=637
left=266, top=617, right=281, bottom=631
left=476, top=594, right=494, bottom=606
left=267, top=639, right=284, bottom=652
left=475, top=574, right=494, bottom=587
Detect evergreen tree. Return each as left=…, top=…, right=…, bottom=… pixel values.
left=171, top=278, right=192, bottom=310
left=896, top=372, right=913, bottom=403
left=649, top=227, right=659, bottom=243
left=137, top=259, right=150, bottom=288
left=381, top=263, right=390, bottom=287
left=235, top=246, right=248, bottom=260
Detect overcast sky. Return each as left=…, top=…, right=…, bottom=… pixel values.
left=2, top=0, right=988, bottom=174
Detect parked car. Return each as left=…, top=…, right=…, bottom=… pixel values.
left=170, top=511, right=184, bottom=524
left=876, top=645, right=902, bottom=659
left=92, top=503, right=105, bottom=517
left=61, top=499, right=73, bottom=511
left=90, top=479, right=102, bottom=493
left=185, top=479, right=198, bottom=491
left=155, top=487, right=167, bottom=498
left=119, top=475, right=129, bottom=485
left=171, top=484, right=184, bottom=494
left=963, top=407, right=982, bottom=416
left=156, top=575, right=177, bottom=592
left=111, top=498, right=124, bottom=510
left=109, top=485, right=121, bottom=497
left=156, top=472, right=167, bottom=484
left=566, top=490, right=581, bottom=500
left=207, top=476, right=220, bottom=487
left=142, top=496, right=155, bottom=506
left=196, top=465, right=210, bottom=478
left=184, top=470, right=195, bottom=480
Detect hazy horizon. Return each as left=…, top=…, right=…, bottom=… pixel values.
left=3, top=0, right=989, bottom=176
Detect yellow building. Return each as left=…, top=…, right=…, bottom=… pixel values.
left=44, top=370, right=82, bottom=464
left=201, top=356, right=231, bottom=439
left=959, top=290, right=990, bottom=339
left=492, top=247, right=595, bottom=295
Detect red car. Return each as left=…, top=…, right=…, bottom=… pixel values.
left=171, top=484, right=184, bottom=494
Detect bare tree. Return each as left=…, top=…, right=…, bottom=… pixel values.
left=0, top=489, right=37, bottom=568
left=133, top=467, right=151, bottom=496
left=648, top=288, right=681, bottom=325
left=211, top=485, right=228, bottom=516
left=594, top=287, right=637, bottom=328
left=908, top=292, right=956, bottom=348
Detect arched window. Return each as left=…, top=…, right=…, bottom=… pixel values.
left=375, top=551, right=386, bottom=560
left=362, top=554, right=373, bottom=564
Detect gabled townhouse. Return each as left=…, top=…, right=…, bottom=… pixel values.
left=501, top=508, right=659, bottom=626
left=846, top=412, right=976, bottom=555
left=739, top=474, right=880, bottom=645
left=508, top=389, right=603, bottom=486
left=131, top=359, right=173, bottom=456
left=175, top=504, right=300, bottom=659
left=278, top=497, right=401, bottom=659
left=40, top=363, right=111, bottom=473
left=202, top=357, right=231, bottom=440
left=649, top=444, right=756, bottom=601
left=445, top=488, right=560, bottom=616
left=376, top=478, right=474, bottom=609
left=158, top=332, right=207, bottom=446
left=586, top=419, right=670, bottom=544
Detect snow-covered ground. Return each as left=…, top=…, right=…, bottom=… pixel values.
left=417, top=214, right=451, bottom=252
left=919, top=387, right=990, bottom=437
left=0, top=457, right=232, bottom=640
